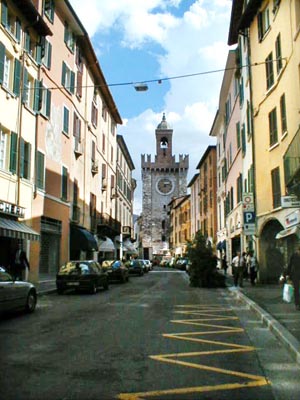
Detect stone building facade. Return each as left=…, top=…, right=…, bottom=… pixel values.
left=141, top=114, right=189, bottom=260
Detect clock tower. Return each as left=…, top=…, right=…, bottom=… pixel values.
left=141, top=113, right=189, bottom=260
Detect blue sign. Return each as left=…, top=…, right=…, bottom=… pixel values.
left=243, top=211, right=256, bottom=224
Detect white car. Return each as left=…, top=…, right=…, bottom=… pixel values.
left=143, top=260, right=153, bottom=271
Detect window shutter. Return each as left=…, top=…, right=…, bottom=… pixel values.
left=76, top=70, right=82, bottom=98
left=19, top=138, right=25, bottom=178
left=24, top=32, right=30, bottom=52
left=64, top=22, right=68, bottom=44
left=37, top=152, right=45, bottom=189
left=9, top=132, right=18, bottom=174
left=0, top=42, right=5, bottom=84
left=26, top=142, right=31, bottom=179
left=13, top=58, right=21, bottom=96
left=61, top=61, right=66, bottom=86
left=1, top=1, right=8, bottom=27
left=15, top=18, right=21, bottom=42
left=70, top=70, right=75, bottom=94
left=33, top=79, right=40, bottom=112
left=36, top=43, right=42, bottom=65
left=47, top=42, right=52, bottom=68
left=22, top=68, right=28, bottom=104
left=46, top=89, right=51, bottom=118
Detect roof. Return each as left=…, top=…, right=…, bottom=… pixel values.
left=117, top=135, right=135, bottom=170
left=196, top=145, right=216, bottom=170
left=187, top=173, right=200, bottom=188
left=14, top=0, right=52, bottom=37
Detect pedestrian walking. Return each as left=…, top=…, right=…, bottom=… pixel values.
left=231, top=251, right=245, bottom=287
left=248, top=250, right=257, bottom=286
left=287, top=246, right=300, bottom=311
left=221, top=253, right=228, bottom=275
left=11, top=243, right=30, bottom=281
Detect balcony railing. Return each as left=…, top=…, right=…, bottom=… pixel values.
left=97, top=213, right=121, bottom=237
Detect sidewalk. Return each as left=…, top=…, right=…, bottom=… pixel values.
left=227, top=276, right=300, bottom=366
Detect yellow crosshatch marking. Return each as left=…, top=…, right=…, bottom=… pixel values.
left=117, top=304, right=270, bottom=399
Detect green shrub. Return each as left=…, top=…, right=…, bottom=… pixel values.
left=187, top=232, right=226, bottom=288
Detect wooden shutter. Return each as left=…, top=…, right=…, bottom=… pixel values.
left=13, top=58, right=21, bottom=96
left=1, top=1, right=8, bottom=27
left=0, top=42, right=4, bottom=83
left=22, top=68, right=28, bottom=104
left=9, top=132, right=17, bottom=174
left=61, top=61, right=66, bottom=86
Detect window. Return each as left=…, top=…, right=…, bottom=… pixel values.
left=61, top=166, right=68, bottom=200
left=20, top=139, right=31, bottom=179
left=1, top=3, right=21, bottom=42
left=36, top=151, right=45, bottom=190
left=111, top=122, right=116, bottom=136
left=258, top=6, right=270, bottom=41
left=40, top=83, right=51, bottom=118
left=280, top=93, right=287, bottom=134
left=91, top=141, right=96, bottom=162
left=63, top=106, right=70, bottom=135
left=248, top=165, right=254, bottom=193
left=61, top=62, right=75, bottom=94
left=237, top=173, right=243, bottom=203
left=0, top=43, right=21, bottom=96
left=91, top=101, right=98, bottom=127
left=225, top=96, right=231, bottom=125
left=22, top=70, right=35, bottom=109
left=73, top=112, right=81, bottom=149
left=0, top=127, right=8, bottom=170
left=43, top=0, right=55, bottom=22
left=42, top=39, right=52, bottom=69
left=271, top=167, right=281, bottom=208
left=246, top=101, right=252, bottom=136
left=269, top=108, right=278, bottom=146
left=275, top=34, right=282, bottom=74
left=265, top=52, right=274, bottom=90
left=102, top=133, right=105, bottom=153
left=236, top=122, right=241, bottom=149
left=241, top=123, right=246, bottom=155
left=102, top=104, right=107, bottom=121
left=239, top=76, right=244, bottom=106
left=64, top=22, right=75, bottom=52
left=110, top=145, right=113, bottom=164
left=90, top=193, right=96, bottom=218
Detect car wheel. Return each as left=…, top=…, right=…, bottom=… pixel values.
left=90, top=283, right=97, bottom=294
left=25, top=290, right=37, bottom=313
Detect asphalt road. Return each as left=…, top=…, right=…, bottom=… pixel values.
left=1, top=268, right=299, bottom=400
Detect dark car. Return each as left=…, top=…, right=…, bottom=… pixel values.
left=56, top=260, right=109, bottom=294
left=102, top=260, right=129, bottom=283
left=0, top=269, right=37, bottom=314
left=175, top=258, right=189, bottom=271
left=127, top=259, right=144, bottom=276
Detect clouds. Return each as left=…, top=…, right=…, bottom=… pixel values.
left=70, top=0, right=232, bottom=214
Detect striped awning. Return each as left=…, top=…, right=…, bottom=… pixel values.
left=0, top=217, right=40, bottom=241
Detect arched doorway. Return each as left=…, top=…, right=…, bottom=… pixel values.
left=259, top=219, right=284, bottom=283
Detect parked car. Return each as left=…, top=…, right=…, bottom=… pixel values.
left=127, top=259, right=144, bottom=276
left=136, top=259, right=149, bottom=273
left=101, top=260, right=129, bottom=283
left=175, top=258, right=189, bottom=271
left=0, top=269, right=37, bottom=314
left=56, top=260, right=109, bottom=294
left=142, top=259, right=152, bottom=271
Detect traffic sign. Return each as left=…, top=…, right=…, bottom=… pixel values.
left=244, top=223, right=255, bottom=235
left=243, top=193, right=254, bottom=211
left=243, top=211, right=256, bottom=224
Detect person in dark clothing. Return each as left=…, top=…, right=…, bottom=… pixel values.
left=287, top=247, right=300, bottom=311
left=11, top=244, right=30, bottom=281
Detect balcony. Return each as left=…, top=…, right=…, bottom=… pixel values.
left=74, top=138, right=83, bottom=157
left=97, top=213, right=121, bottom=238
left=284, top=127, right=300, bottom=197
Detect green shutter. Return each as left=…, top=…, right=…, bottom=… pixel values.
left=37, top=151, right=45, bottom=189
left=47, top=42, right=52, bottom=68
left=9, top=132, right=18, bottom=174
left=241, top=123, right=246, bottom=155
left=61, top=61, right=66, bottom=86
left=15, top=18, right=21, bottom=42
left=0, top=41, right=5, bottom=84
left=64, top=22, right=68, bottom=44
left=24, top=31, right=30, bottom=52
left=22, top=68, right=28, bottom=104
left=33, top=79, right=40, bottom=112
left=19, top=138, right=25, bottom=177
left=46, top=89, right=51, bottom=117
left=26, top=142, right=31, bottom=179
left=36, top=43, right=42, bottom=65
left=1, top=1, right=8, bottom=27
left=70, top=70, right=75, bottom=93
left=13, top=58, right=21, bottom=96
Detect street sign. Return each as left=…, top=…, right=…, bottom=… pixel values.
left=243, top=193, right=254, bottom=211
left=244, top=223, right=255, bottom=235
left=243, top=211, right=256, bottom=224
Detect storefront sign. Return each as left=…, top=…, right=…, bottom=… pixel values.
left=285, top=209, right=300, bottom=228
left=0, top=200, right=25, bottom=218
left=281, top=196, right=300, bottom=208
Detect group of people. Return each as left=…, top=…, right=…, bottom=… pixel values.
left=221, top=250, right=257, bottom=288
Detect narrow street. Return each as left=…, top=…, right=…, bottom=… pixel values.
left=1, top=269, right=299, bottom=400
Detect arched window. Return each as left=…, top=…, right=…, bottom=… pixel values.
left=160, top=137, right=168, bottom=148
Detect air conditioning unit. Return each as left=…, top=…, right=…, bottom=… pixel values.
left=111, top=188, right=118, bottom=199
left=74, top=140, right=83, bottom=156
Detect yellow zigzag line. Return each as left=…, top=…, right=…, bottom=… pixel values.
left=118, top=304, right=269, bottom=399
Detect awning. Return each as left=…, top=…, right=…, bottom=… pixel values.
left=123, top=239, right=138, bottom=255
left=275, top=225, right=300, bottom=240
left=70, top=226, right=98, bottom=251
left=0, top=217, right=40, bottom=241
left=97, top=237, right=115, bottom=252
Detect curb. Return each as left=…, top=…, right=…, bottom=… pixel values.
left=229, top=287, right=300, bottom=366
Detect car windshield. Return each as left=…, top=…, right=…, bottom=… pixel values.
left=0, top=270, right=13, bottom=282
left=58, top=262, right=91, bottom=275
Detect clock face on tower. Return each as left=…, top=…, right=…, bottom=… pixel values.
left=156, top=178, right=174, bottom=195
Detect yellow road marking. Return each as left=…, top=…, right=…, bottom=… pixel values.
left=118, top=304, right=270, bottom=399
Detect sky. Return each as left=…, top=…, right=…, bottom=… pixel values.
left=69, top=0, right=233, bottom=214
